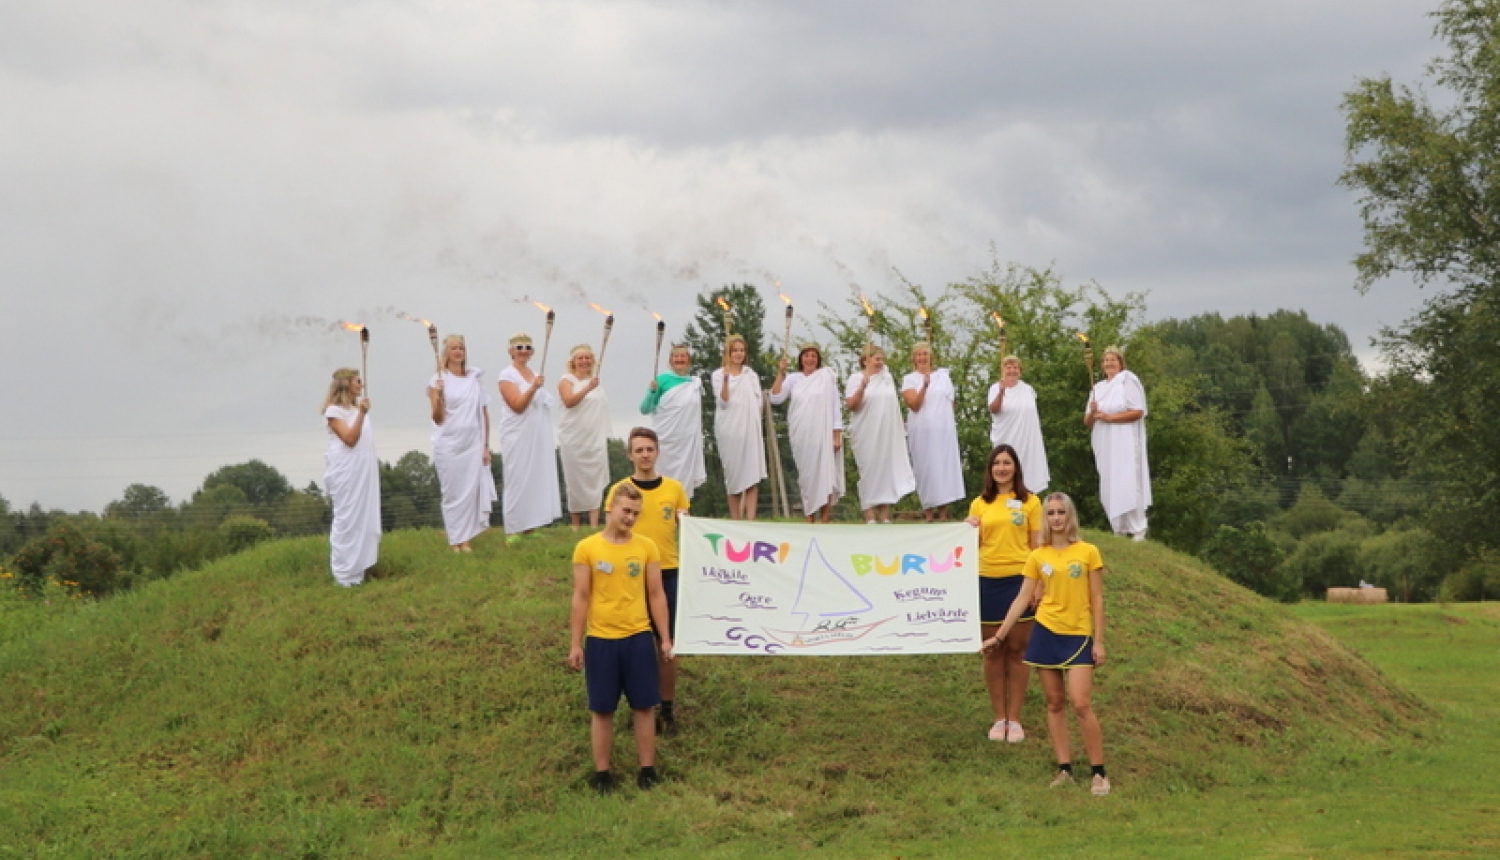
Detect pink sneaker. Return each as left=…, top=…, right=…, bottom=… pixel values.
left=1006, top=721, right=1026, bottom=743
left=987, top=720, right=1008, bottom=741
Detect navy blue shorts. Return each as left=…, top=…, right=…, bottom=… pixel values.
left=1023, top=622, right=1095, bottom=668
left=584, top=631, right=662, bottom=713
left=979, top=576, right=1036, bottom=625
left=651, top=569, right=679, bottom=639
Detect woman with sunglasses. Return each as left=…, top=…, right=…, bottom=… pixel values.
left=498, top=332, right=562, bottom=543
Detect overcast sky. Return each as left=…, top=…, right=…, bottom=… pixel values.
left=0, top=0, right=1446, bottom=512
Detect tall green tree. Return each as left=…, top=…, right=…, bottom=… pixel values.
left=1340, top=0, right=1500, bottom=565
left=200, top=460, right=293, bottom=509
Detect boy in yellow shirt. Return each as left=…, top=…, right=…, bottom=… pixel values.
left=604, top=427, right=691, bottom=731
left=569, top=481, right=674, bottom=794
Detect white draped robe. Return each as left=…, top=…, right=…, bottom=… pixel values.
left=712, top=367, right=768, bottom=496
left=650, top=376, right=708, bottom=500
left=324, top=405, right=380, bottom=585
left=769, top=369, right=845, bottom=515
left=1088, top=369, right=1151, bottom=535
left=557, top=373, right=611, bottom=513
left=845, top=369, right=916, bottom=510
left=431, top=368, right=499, bottom=546
left=988, top=379, right=1051, bottom=493
left=498, top=365, right=562, bottom=534
left=902, top=369, right=965, bottom=509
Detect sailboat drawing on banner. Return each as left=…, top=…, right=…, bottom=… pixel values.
left=762, top=538, right=894, bottom=648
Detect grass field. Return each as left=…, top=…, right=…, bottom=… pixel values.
left=1, top=527, right=1496, bottom=859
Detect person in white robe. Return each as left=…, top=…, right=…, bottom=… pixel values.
left=428, top=334, right=498, bottom=551
left=323, top=368, right=379, bottom=586
left=769, top=345, right=845, bottom=523
left=844, top=345, right=916, bottom=524
left=497, top=332, right=562, bottom=542
left=711, top=335, right=768, bottom=520
left=639, top=344, right=707, bottom=501
left=1085, top=346, right=1151, bottom=540
left=987, top=355, right=1051, bottom=494
left=557, top=344, right=611, bottom=529
left=902, top=341, right=965, bottom=520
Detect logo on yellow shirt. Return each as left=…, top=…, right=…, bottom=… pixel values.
left=1009, top=511, right=1025, bottom=526
left=628, top=558, right=642, bottom=578
left=1068, top=561, right=1084, bottom=579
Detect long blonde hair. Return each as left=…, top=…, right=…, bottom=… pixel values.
left=322, top=368, right=360, bottom=411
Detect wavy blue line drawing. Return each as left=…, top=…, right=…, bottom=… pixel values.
left=695, top=614, right=744, bottom=622
left=880, top=632, right=928, bottom=638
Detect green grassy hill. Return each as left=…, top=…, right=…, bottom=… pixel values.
left=0, top=527, right=1430, bottom=858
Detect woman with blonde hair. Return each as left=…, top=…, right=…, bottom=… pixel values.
left=498, top=332, right=562, bottom=542
left=558, top=344, right=611, bottom=529
left=1085, top=347, right=1150, bottom=540
left=902, top=341, right=964, bottom=520
left=712, top=334, right=767, bottom=520
left=988, top=354, right=1050, bottom=493
left=986, top=492, right=1111, bottom=796
left=844, top=344, right=915, bottom=524
left=429, top=334, right=498, bottom=551
left=770, top=344, right=845, bottom=523
left=640, top=344, right=707, bottom=501
left=323, top=368, right=379, bottom=586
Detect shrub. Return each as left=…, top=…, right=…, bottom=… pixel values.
left=9, top=522, right=124, bottom=597
left=1359, top=527, right=1442, bottom=602
left=1201, top=522, right=1298, bottom=602
left=1277, top=526, right=1368, bottom=598
left=1440, top=550, right=1500, bottom=602
left=218, top=515, right=274, bottom=553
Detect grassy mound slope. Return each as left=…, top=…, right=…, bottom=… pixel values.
left=0, top=527, right=1425, bottom=858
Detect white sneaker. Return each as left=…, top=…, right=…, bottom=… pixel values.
left=1091, top=774, right=1112, bottom=796
left=1049, top=769, right=1074, bottom=788
left=1005, top=721, right=1025, bottom=743
left=1132, top=530, right=1147, bottom=542
left=987, top=720, right=1008, bottom=741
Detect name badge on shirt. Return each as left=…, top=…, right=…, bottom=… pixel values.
left=1006, top=499, right=1022, bottom=509
left=1040, top=563, right=1054, bottom=578
left=596, top=561, right=614, bottom=574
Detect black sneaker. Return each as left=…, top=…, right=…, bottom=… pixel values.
left=656, top=705, right=676, bottom=737
left=637, top=768, right=661, bottom=790
left=591, top=771, right=614, bottom=796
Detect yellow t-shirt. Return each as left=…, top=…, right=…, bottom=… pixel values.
left=605, top=476, right=690, bottom=570
left=969, top=493, right=1042, bottom=578
left=572, top=532, right=661, bottom=639
left=1022, top=541, right=1105, bottom=637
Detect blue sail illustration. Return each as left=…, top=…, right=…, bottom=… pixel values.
left=789, top=537, right=875, bottom=620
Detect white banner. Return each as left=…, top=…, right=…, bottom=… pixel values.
left=676, top=517, right=980, bottom=656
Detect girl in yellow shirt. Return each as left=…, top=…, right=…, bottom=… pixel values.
left=985, top=492, right=1111, bottom=797
left=964, top=444, right=1042, bottom=743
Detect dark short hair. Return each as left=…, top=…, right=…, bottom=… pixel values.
left=627, top=427, right=659, bottom=447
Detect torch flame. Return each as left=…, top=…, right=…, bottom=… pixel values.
left=337, top=321, right=366, bottom=333
left=918, top=307, right=929, bottom=321
left=991, top=311, right=1005, bottom=329
left=397, top=312, right=434, bottom=328
left=651, top=311, right=663, bottom=322
left=716, top=297, right=731, bottom=312
left=1075, top=332, right=1091, bottom=345
left=589, top=303, right=612, bottom=316
left=778, top=292, right=792, bottom=306
left=533, top=301, right=552, bottom=313
left=859, top=294, right=875, bottom=316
